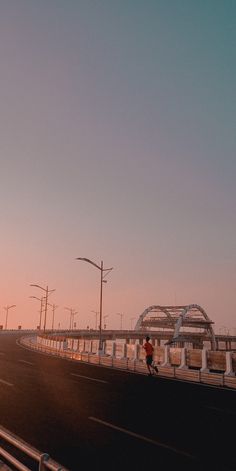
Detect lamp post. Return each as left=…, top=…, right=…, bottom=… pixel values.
left=130, top=317, right=136, bottom=330
left=91, top=310, right=99, bottom=330
left=72, top=312, right=78, bottom=330
left=76, top=257, right=113, bottom=352
left=30, top=284, right=55, bottom=332
left=65, top=307, right=73, bottom=330
left=103, top=314, right=109, bottom=329
left=65, top=307, right=78, bottom=330
left=48, top=303, right=59, bottom=331
left=4, top=305, right=16, bottom=330
left=29, top=296, right=45, bottom=330
left=116, top=312, right=124, bottom=330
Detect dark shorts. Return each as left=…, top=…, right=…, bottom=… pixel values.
left=146, top=355, right=153, bottom=365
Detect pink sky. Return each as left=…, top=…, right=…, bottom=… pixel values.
left=0, top=2, right=235, bottom=334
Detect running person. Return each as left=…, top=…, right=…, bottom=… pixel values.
left=143, top=336, right=158, bottom=376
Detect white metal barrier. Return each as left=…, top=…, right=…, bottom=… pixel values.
left=20, top=335, right=236, bottom=389
left=0, top=426, right=68, bottom=471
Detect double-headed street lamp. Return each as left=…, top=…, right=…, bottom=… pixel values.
left=48, top=303, right=59, bottom=331
left=29, top=296, right=45, bottom=330
left=30, top=284, right=55, bottom=332
left=76, top=258, right=113, bottom=352
left=4, top=305, right=16, bottom=330
left=65, top=307, right=78, bottom=330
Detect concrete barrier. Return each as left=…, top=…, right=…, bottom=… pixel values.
left=20, top=335, right=236, bottom=389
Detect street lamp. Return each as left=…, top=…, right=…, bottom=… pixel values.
left=72, top=312, right=78, bottom=330
left=91, top=310, right=99, bottom=330
left=130, top=317, right=136, bottom=330
left=116, top=312, right=124, bottom=330
left=65, top=307, right=78, bottom=330
left=29, top=296, right=45, bottom=330
left=3, top=305, right=16, bottom=330
left=103, top=314, right=109, bottom=329
left=30, top=284, right=55, bottom=332
left=76, top=257, right=113, bottom=352
left=48, top=303, right=59, bottom=331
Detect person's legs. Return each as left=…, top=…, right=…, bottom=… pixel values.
left=152, top=363, right=158, bottom=373
left=150, top=356, right=158, bottom=374
left=146, top=356, right=154, bottom=375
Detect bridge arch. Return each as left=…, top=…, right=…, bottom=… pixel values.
left=135, top=304, right=216, bottom=350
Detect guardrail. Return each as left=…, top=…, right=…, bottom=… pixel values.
left=20, top=335, right=236, bottom=389
left=0, top=425, right=69, bottom=471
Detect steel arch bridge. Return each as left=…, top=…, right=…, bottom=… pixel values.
left=134, top=304, right=216, bottom=350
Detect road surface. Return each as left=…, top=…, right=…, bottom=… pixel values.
left=0, top=333, right=235, bottom=471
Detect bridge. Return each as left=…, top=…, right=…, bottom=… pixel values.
left=41, top=303, right=236, bottom=351
left=3, top=300, right=236, bottom=352
left=0, top=331, right=235, bottom=470
left=135, top=304, right=217, bottom=348
left=1, top=302, right=236, bottom=471
left=52, top=328, right=236, bottom=351
left=13, top=304, right=236, bottom=385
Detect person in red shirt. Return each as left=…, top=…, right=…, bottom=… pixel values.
left=143, top=336, right=158, bottom=376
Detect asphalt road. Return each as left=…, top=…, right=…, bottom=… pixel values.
left=0, top=333, right=235, bottom=471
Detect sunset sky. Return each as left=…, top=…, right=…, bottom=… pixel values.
left=0, top=1, right=235, bottom=333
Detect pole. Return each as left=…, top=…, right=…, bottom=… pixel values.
left=117, top=313, right=123, bottom=330
left=99, top=261, right=103, bottom=351
left=30, top=285, right=55, bottom=331
left=75, top=257, right=113, bottom=353
left=43, top=286, right=49, bottom=332
left=52, top=305, right=55, bottom=330
left=5, top=308, right=8, bottom=330
left=4, top=305, right=16, bottom=330
left=71, top=310, right=73, bottom=330
left=40, top=298, right=43, bottom=330
left=103, top=314, right=109, bottom=329
left=130, top=317, right=135, bottom=330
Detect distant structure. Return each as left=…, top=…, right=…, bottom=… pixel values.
left=135, top=304, right=216, bottom=350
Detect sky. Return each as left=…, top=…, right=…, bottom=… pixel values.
left=0, top=0, right=235, bottom=333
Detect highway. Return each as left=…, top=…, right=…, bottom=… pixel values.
left=0, top=334, right=235, bottom=471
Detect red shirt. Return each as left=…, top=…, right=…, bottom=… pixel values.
left=143, top=341, right=153, bottom=356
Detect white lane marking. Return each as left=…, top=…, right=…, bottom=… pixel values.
left=89, top=417, right=195, bottom=460
left=0, top=379, right=14, bottom=387
left=18, top=360, right=34, bottom=366
left=71, top=373, right=108, bottom=384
